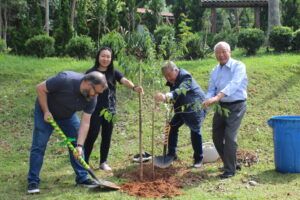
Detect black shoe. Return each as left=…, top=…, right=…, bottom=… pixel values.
left=219, top=164, right=242, bottom=172
left=219, top=172, right=235, bottom=179
left=77, top=179, right=99, bottom=188
left=133, top=152, right=152, bottom=162
left=167, top=153, right=178, bottom=161
left=27, top=182, right=40, bottom=194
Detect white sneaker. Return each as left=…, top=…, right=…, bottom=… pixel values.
left=193, top=161, right=203, bottom=168
left=100, top=162, right=112, bottom=171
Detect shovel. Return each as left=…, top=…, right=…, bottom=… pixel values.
left=48, top=118, right=120, bottom=190
left=154, top=108, right=174, bottom=168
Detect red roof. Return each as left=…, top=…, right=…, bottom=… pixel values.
left=200, top=0, right=268, bottom=7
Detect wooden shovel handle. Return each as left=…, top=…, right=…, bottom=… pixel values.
left=164, top=123, right=171, bottom=145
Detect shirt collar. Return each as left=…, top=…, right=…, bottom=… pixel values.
left=218, top=58, right=233, bottom=69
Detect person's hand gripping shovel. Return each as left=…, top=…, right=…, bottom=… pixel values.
left=47, top=117, right=120, bottom=190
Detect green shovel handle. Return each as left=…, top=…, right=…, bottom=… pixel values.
left=47, top=118, right=90, bottom=170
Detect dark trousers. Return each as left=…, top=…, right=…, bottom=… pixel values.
left=84, top=113, right=113, bottom=164
left=212, top=101, right=246, bottom=174
left=168, top=109, right=206, bottom=163
left=28, top=103, right=88, bottom=184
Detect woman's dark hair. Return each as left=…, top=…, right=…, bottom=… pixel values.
left=93, top=46, right=115, bottom=85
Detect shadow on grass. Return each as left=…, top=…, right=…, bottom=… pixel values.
left=259, top=66, right=300, bottom=104
left=253, top=169, right=300, bottom=184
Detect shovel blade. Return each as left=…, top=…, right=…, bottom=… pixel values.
left=87, top=168, right=120, bottom=190
left=94, top=179, right=121, bottom=190
left=153, top=155, right=174, bottom=168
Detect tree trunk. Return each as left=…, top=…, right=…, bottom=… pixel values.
left=3, top=0, right=7, bottom=46
left=70, top=0, right=77, bottom=31
left=0, top=0, right=2, bottom=39
left=235, top=8, right=240, bottom=31
left=268, top=0, right=281, bottom=34
left=254, top=7, right=260, bottom=28
left=210, top=8, right=216, bottom=33
left=45, top=0, right=49, bottom=35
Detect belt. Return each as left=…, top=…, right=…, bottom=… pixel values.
left=220, top=100, right=246, bottom=106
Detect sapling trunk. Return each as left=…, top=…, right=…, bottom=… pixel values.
left=138, top=62, right=143, bottom=181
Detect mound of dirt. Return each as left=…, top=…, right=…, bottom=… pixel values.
left=118, top=164, right=204, bottom=198
left=117, top=149, right=258, bottom=198
left=237, top=150, right=259, bottom=167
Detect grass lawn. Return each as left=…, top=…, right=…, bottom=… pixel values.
left=0, top=50, right=300, bottom=199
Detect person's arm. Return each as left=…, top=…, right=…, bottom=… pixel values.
left=36, top=81, right=53, bottom=121
left=202, top=67, right=222, bottom=108
left=202, top=92, right=225, bottom=108
left=205, top=69, right=217, bottom=100
left=76, top=112, right=92, bottom=156
left=156, top=75, right=194, bottom=103
left=120, top=77, right=144, bottom=94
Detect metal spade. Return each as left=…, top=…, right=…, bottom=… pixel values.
left=154, top=109, right=175, bottom=168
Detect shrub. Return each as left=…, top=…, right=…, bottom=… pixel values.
left=237, top=28, right=265, bottom=55
left=0, top=39, right=6, bottom=52
left=291, top=29, right=300, bottom=51
left=25, top=35, right=55, bottom=58
left=100, top=31, right=126, bottom=58
left=158, top=35, right=177, bottom=60
left=66, top=36, right=95, bottom=59
left=125, top=27, right=155, bottom=60
left=184, top=33, right=206, bottom=60
left=154, top=25, right=175, bottom=47
left=154, top=25, right=176, bottom=59
left=211, top=31, right=238, bottom=50
left=205, top=32, right=215, bottom=50
left=269, top=26, right=293, bottom=52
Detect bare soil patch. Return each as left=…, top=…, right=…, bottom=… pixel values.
left=117, top=149, right=258, bottom=198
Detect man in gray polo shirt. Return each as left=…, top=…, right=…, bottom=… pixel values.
left=27, top=71, right=107, bottom=194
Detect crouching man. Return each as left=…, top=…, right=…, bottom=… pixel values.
left=154, top=61, right=206, bottom=168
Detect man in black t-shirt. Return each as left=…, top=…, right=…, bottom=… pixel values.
left=27, top=71, right=107, bottom=194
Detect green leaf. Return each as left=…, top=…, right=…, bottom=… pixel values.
left=103, top=111, right=108, bottom=120
left=181, top=88, right=187, bottom=96
left=222, top=107, right=230, bottom=117
left=107, top=113, right=113, bottom=122
left=100, top=108, right=107, bottom=116
left=112, top=115, right=117, bottom=124
left=175, top=88, right=181, bottom=95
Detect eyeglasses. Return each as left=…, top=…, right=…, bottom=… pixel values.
left=89, top=83, right=99, bottom=95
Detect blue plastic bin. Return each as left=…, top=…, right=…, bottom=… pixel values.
left=268, top=116, right=300, bottom=173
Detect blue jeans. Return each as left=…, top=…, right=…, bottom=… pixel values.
left=27, top=102, right=89, bottom=184
left=168, top=109, right=206, bottom=163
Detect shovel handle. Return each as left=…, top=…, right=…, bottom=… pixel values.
left=164, top=123, right=171, bottom=145
left=48, top=118, right=121, bottom=189
left=162, top=123, right=171, bottom=157
left=47, top=118, right=99, bottom=179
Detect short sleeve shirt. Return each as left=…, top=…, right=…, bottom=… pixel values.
left=46, top=71, right=97, bottom=119
left=85, top=67, right=124, bottom=114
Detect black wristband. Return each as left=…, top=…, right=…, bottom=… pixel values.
left=77, top=144, right=83, bottom=147
left=132, top=85, right=137, bottom=91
